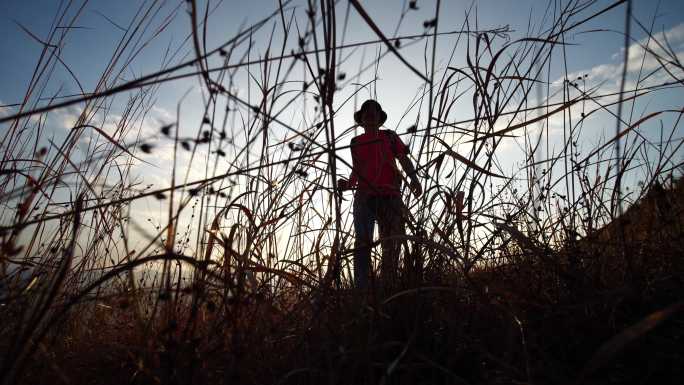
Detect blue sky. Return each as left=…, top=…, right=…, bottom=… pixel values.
left=2, top=0, right=682, bottom=106
left=1, top=0, right=683, bottom=251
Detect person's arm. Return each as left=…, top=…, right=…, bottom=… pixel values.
left=338, top=171, right=357, bottom=191
left=348, top=171, right=358, bottom=188
left=397, top=154, right=422, bottom=197
left=338, top=139, right=359, bottom=191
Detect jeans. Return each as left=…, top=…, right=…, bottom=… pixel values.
left=353, top=193, right=405, bottom=289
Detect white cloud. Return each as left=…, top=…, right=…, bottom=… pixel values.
left=0, top=100, right=13, bottom=118
left=61, top=104, right=173, bottom=152
left=556, top=22, right=684, bottom=92
left=58, top=106, right=84, bottom=131
left=151, top=105, right=174, bottom=124
left=622, top=22, right=684, bottom=70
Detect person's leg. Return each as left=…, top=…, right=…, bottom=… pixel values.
left=377, top=196, right=405, bottom=289
left=353, top=194, right=375, bottom=290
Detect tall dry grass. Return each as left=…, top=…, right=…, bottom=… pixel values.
left=1, top=0, right=683, bottom=384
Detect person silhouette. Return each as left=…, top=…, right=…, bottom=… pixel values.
left=338, top=99, right=422, bottom=290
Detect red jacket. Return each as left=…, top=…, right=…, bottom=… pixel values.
left=349, top=130, right=408, bottom=196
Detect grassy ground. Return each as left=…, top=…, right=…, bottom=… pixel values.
left=1, top=1, right=683, bottom=384
left=9, top=179, right=682, bottom=385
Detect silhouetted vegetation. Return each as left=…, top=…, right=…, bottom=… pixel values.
left=1, top=1, right=682, bottom=384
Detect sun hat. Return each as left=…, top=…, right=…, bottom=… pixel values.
left=353, top=99, right=387, bottom=125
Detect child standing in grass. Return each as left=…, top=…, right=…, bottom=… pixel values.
left=337, top=99, right=422, bottom=290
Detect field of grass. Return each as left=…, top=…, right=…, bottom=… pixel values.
left=1, top=0, right=683, bottom=384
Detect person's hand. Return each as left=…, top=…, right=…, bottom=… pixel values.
left=409, top=179, right=422, bottom=198
left=337, top=178, right=350, bottom=191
